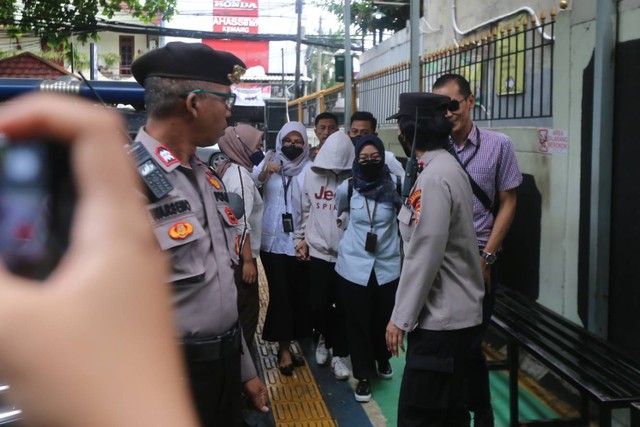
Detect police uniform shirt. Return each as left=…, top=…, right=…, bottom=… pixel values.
left=134, top=128, right=257, bottom=381
left=392, top=149, right=484, bottom=332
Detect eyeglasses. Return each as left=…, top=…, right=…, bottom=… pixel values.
left=447, top=94, right=471, bottom=112
left=282, top=138, right=304, bottom=147
left=358, top=154, right=382, bottom=163
left=180, top=89, right=236, bottom=110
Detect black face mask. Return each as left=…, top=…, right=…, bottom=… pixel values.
left=398, top=134, right=412, bottom=158
left=281, top=146, right=303, bottom=161
left=249, top=150, right=265, bottom=166
left=358, top=160, right=384, bottom=181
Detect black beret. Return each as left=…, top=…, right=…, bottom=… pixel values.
left=387, top=92, right=451, bottom=120
left=131, top=42, right=246, bottom=86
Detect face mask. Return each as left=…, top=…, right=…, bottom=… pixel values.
left=398, top=134, right=412, bottom=158
left=249, top=150, right=265, bottom=166
left=358, top=160, right=384, bottom=181
left=281, top=146, right=303, bottom=161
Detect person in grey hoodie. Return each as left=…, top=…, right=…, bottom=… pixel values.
left=294, top=132, right=355, bottom=380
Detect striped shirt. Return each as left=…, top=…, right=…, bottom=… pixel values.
left=451, top=124, right=522, bottom=246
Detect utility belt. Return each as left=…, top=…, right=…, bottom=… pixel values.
left=182, top=323, right=241, bottom=363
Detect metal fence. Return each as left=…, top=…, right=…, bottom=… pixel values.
left=422, top=15, right=555, bottom=122
left=288, top=83, right=345, bottom=127
left=356, top=62, right=411, bottom=127
left=289, top=13, right=555, bottom=127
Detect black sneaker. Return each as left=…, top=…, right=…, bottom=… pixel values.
left=377, top=361, right=393, bottom=379
left=354, top=379, right=371, bottom=403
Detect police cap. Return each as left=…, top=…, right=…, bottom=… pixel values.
left=386, top=92, right=451, bottom=120
left=131, top=42, right=246, bottom=86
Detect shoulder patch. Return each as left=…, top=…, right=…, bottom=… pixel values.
left=155, top=145, right=179, bottom=166
left=408, top=189, right=422, bottom=224
left=224, top=206, right=239, bottom=225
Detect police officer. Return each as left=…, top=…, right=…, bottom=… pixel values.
left=130, top=42, right=268, bottom=427
left=385, top=93, right=485, bottom=426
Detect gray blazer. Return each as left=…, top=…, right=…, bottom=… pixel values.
left=391, top=149, right=484, bottom=332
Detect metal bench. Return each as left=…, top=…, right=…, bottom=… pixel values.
left=490, top=286, right=640, bottom=427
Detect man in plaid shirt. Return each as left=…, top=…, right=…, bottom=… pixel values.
left=434, top=73, right=522, bottom=427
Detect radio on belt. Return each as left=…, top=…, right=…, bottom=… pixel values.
left=129, top=141, right=173, bottom=200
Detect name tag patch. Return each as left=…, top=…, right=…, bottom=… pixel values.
left=168, top=221, right=194, bottom=239
left=151, top=199, right=192, bottom=221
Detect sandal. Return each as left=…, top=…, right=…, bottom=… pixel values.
left=291, top=352, right=306, bottom=367
left=277, top=347, right=294, bottom=376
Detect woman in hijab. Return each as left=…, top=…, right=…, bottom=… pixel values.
left=216, top=124, right=265, bottom=349
left=253, top=121, right=313, bottom=376
left=335, top=134, right=402, bottom=403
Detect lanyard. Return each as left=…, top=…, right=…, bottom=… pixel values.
left=364, top=197, right=379, bottom=232
left=450, top=127, right=481, bottom=168
left=280, top=166, right=292, bottom=211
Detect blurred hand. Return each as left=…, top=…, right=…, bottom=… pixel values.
left=295, top=239, right=310, bottom=261
left=385, top=321, right=406, bottom=357
left=480, top=256, right=491, bottom=292
left=243, top=376, right=269, bottom=413
left=242, top=259, right=258, bottom=284
left=264, top=161, right=281, bottom=175
left=0, top=93, right=198, bottom=427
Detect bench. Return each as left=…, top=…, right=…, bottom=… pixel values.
left=490, top=286, right=640, bottom=427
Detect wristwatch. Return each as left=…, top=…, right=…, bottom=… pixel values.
left=481, top=250, right=497, bottom=265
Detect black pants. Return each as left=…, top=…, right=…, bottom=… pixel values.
left=398, top=326, right=480, bottom=427
left=235, top=257, right=260, bottom=348
left=184, top=341, right=242, bottom=427
left=338, top=270, right=398, bottom=380
left=467, top=264, right=498, bottom=426
left=260, top=251, right=312, bottom=342
left=308, top=257, right=349, bottom=357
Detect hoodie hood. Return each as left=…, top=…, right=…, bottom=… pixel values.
left=311, top=132, right=355, bottom=173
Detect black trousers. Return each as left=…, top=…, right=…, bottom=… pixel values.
left=260, top=251, right=312, bottom=342
left=467, top=263, right=498, bottom=426
left=235, top=257, right=260, bottom=348
left=184, top=343, right=242, bottom=427
left=398, top=326, right=480, bottom=427
left=308, top=257, right=349, bottom=357
left=338, top=270, right=398, bottom=380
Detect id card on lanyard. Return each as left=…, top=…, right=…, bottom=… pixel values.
left=280, top=165, right=294, bottom=233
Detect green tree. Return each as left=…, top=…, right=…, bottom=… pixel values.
left=313, top=0, right=410, bottom=44
left=0, top=0, right=177, bottom=47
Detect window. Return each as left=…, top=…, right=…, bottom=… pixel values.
left=119, top=36, right=134, bottom=76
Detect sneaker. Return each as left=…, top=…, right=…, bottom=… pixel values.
left=354, top=379, right=371, bottom=403
left=315, top=335, right=330, bottom=366
left=377, top=361, right=393, bottom=379
left=331, top=356, right=350, bottom=380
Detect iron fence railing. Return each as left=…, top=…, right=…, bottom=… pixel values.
left=422, top=16, right=555, bottom=122
left=356, top=62, right=411, bottom=127
left=289, top=14, right=555, bottom=127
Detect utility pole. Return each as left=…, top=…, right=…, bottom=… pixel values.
left=316, top=17, right=323, bottom=93
left=409, top=0, right=421, bottom=91
left=344, top=1, right=352, bottom=129
left=294, top=0, right=303, bottom=99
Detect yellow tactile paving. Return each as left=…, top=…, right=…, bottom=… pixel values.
left=256, top=261, right=337, bottom=427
